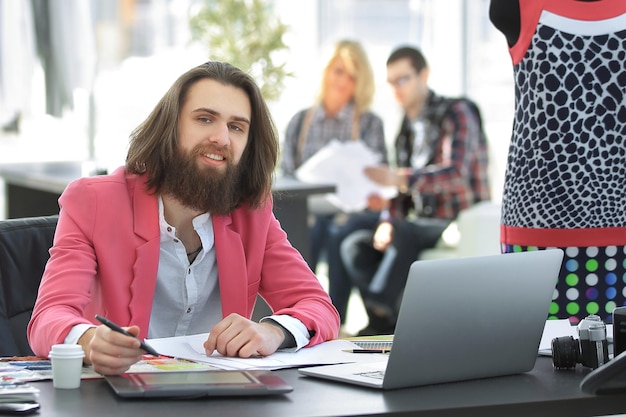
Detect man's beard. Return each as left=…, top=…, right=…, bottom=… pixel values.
left=162, top=144, right=243, bottom=215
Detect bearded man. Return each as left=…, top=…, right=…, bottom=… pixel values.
left=27, top=61, right=340, bottom=375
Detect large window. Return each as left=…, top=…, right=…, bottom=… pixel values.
left=0, top=0, right=513, bottom=201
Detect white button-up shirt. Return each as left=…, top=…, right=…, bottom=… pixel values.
left=66, top=196, right=310, bottom=350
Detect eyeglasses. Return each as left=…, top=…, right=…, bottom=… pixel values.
left=387, top=73, right=416, bottom=88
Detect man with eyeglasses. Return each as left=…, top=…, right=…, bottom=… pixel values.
left=331, top=46, right=491, bottom=336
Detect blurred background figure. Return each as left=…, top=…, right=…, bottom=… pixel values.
left=490, top=0, right=626, bottom=323
left=337, top=46, right=490, bottom=335
left=280, top=39, right=388, bottom=274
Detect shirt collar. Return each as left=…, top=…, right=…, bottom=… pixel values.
left=158, top=196, right=214, bottom=252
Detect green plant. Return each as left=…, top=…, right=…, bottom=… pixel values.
left=189, top=0, right=291, bottom=102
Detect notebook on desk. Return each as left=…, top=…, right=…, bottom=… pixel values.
left=104, top=370, right=293, bottom=398
left=299, top=249, right=564, bottom=390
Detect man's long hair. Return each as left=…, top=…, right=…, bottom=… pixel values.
left=126, top=61, right=278, bottom=210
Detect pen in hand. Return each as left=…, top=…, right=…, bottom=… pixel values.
left=95, top=314, right=160, bottom=356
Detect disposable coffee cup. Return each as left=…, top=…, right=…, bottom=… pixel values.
left=49, top=344, right=85, bottom=389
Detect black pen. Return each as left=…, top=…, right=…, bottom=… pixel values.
left=95, top=314, right=160, bottom=356
left=342, top=349, right=391, bottom=354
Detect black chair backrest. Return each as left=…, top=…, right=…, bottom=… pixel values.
left=0, top=215, right=58, bottom=356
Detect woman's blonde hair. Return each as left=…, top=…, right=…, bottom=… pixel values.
left=318, top=40, right=375, bottom=113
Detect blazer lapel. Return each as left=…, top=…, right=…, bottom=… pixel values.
left=213, top=214, right=249, bottom=317
left=128, top=173, right=160, bottom=332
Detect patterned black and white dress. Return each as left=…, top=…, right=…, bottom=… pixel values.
left=497, top=0, right=626, bottom=323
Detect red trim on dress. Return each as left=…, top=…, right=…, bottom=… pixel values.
left=510, top=0, right=626, bottom=65
left=501, top=224, right=626, bottom=247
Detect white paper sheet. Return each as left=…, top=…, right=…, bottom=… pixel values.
left=295, top=140, right=397, bottom=212
left=538, top=319, right=576, bottom=356
left=146, top=335, right=384, bottom=370
left=148, top=319, right=593, bottom=368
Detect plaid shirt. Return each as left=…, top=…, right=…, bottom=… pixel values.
left=281, top=102, right=388, bottom=175
left=393, top=91, right=491, bottom=220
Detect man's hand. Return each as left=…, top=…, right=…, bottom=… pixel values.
left=365, top=165, right=410, bottom=191
left=203, top=313, right=285, bottom=357
left=373, top=221, right=394, bottom=251
left=78, top=325, right=144, bottom=375
left=366, top=194, right=389, bottom=211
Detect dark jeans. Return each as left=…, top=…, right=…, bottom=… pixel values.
left=325, top=211, right=381, bottom=324
left=340, top=217, right=450, bottom=333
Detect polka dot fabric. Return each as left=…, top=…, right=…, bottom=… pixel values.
left=502, top=244, right=626, bottom=324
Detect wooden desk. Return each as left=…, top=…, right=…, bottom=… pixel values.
left=0, top=161, right=334, bottom=263
left=27, top=357, right=626, bottom=417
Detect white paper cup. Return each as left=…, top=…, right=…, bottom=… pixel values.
left=49, top=344, right=85, bottom=389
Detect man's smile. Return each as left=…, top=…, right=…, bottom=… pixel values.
left=204, top=153, right=225, bottom=161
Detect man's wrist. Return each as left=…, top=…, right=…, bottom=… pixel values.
left=263, top=319, right=296, bottom=349
left=77, top=327, right=95, bottom=364
left=396, top=168, right=410, bottom=193
left=398, top=178, right=409, bottom=193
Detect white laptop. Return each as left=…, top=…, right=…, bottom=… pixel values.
left=299, top=249, right=564, bottom=390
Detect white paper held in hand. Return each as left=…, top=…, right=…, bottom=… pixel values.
left=295, top=140, right=397, bottom=212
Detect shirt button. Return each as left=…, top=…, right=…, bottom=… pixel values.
left=167, top=227, right=172, bottom=232
left=187, top=308, right=192, bottom=314
left=173, top=239, right=179, bottom=243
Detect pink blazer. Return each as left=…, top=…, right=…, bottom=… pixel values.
left=28, top=167, right=339, bottom=357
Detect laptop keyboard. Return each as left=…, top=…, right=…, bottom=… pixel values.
left=355, top=370, right=386, bottom=380
left=354, top=341, right=393, bottom=350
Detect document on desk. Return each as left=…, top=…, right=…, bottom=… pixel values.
left=146, top=334, right=383, bottom=370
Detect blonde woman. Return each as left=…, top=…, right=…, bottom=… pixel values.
left=281, top=40, right=388, bottom=289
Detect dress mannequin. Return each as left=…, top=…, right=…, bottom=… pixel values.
left=490, top=0, right=626, bottom=323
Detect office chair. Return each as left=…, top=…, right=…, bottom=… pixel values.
left=0, top=215, right=57, bottom=356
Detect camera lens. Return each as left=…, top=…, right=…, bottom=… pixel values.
left=552, top=336, right=580, bottom=369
